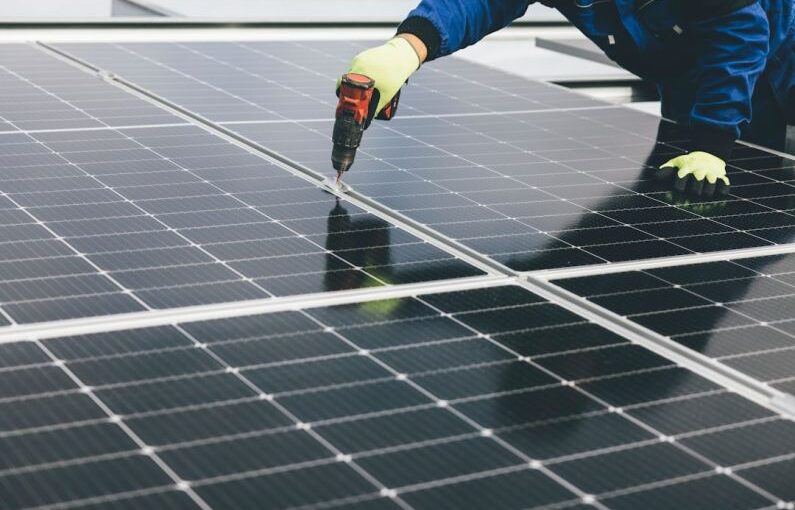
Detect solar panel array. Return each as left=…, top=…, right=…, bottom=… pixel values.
left=55, top=42, right=795, bottom=271
left=555, top=253, right=795, bottom=397
left=0, top=39, right=792, bottom=510
left=50, top=41, right=605, bottom=122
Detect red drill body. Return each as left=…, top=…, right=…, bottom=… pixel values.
left=332, top=73, right=400, bottom=182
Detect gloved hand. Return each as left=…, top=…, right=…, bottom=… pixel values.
left=657, top=151, right=730, bottom=197
left=338, top=37, right=421, bottom=116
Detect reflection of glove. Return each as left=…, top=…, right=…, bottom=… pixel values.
left=658, top=151, right=730, bottom=197
left=662, top=191, right=727, bottom=216
left=337, top=37, right=420, bottom=115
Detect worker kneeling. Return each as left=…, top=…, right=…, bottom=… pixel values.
left=341, top=0, right=794, bottom=198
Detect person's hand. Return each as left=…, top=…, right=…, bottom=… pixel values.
left=657, top=151, right=730, bottom=197
left=337, top=37, right=422, bottom=115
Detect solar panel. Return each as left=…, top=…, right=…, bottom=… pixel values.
left=51, top=42, right=795, bottom=272
left=554, top=252, right=795, bottom=398
left=0, top=45, right=182, bottom=131
left=1, top=285, right=791, bottom=509
left=0, top=122, right=482, bottom=325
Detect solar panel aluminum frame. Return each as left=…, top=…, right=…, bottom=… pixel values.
left=0, top=275, right=512, bottom=345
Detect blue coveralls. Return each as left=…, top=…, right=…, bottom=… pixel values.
left=405, top=0, right=795, bottom=155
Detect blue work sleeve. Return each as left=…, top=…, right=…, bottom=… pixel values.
left=401, top=0, right=533, bottom=59
left=688, top=2, right=771, bottom=159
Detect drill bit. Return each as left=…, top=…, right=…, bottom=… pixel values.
left=336, top=170, right=343, bottom=184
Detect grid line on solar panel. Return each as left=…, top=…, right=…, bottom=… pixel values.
left=0, top=123, right=483, bottom=325
left=553, top=253, right=795, bottom=402
left=23, top=339, right=215, bottom=510
left=1, top=286, right=791, bottom=510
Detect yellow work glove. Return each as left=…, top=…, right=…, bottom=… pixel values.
left=338, top=37, right=420, bottom=116
left=658, top=151, right=730, bottom=197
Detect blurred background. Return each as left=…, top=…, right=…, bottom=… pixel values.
left=0, top=0, right=565, bottom=21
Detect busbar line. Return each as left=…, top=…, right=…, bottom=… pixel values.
left=519, top=275, right=795, bottom=419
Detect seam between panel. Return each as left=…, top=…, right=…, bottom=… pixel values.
left=530, top=243, right=795, bottom=279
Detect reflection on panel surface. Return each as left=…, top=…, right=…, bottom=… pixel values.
left=0, top=124, right=480, bottom=324
left=556, top=253, right=795, bottom=397
left=0, top=285, right=790, bottom=509
left=236, top=109, right=795, bottom=271
left=54, top=41, right=795, bottom=271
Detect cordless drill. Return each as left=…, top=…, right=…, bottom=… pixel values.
left=332, top=73, right=400, bottom=183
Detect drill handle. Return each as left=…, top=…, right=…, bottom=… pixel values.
left=376, top=89, right=401, bottom=121
left=364, top=88, right=402, bottom=128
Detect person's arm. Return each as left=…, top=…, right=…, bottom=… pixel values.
left=341, top=0, right=532, bottom=116
left=397, top=0, right=533, bottom=61
left=686, top=1, right=770, bottom=160
left=658, top=1, right=770, bottom=197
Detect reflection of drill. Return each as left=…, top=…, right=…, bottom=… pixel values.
left=332, top=73, right=400, bottom=183
left=324, top=199, right=392, bottom=292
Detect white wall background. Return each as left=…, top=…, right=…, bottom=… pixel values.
left=0, top=0, right=112, bottom=17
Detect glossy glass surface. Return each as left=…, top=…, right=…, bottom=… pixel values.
left=557, top=253, right=795, bottom=397
left=0, top=123, right=481, bottom=324
left=0, top=286, right=788, bottom=509
left=52, top=42, right=795, bottom=271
